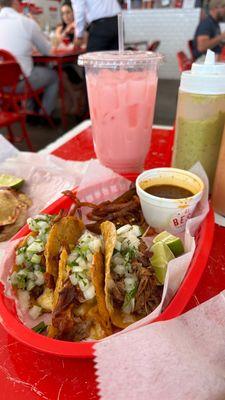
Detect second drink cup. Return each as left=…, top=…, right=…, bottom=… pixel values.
left=78, top=51, right=163, bottom=174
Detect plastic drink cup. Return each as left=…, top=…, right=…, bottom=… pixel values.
left=78, top=51, right=163, bottom=174
left=136, top=167, right=204, bottom=234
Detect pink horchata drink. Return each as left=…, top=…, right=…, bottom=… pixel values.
left=79, top=51, right=163, bottom=174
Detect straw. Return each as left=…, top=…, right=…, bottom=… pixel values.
left=127, top=0, right=131, bottom=9
left=118, top=13, right=124, bottom=52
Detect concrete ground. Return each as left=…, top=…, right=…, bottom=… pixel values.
left=1, top=79, right=179, bottom=152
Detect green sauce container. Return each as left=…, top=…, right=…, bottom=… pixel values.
left=172, top=50, right=225, bottom=190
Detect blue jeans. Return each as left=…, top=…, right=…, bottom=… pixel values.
left=17, top=66, right=59, bottom=115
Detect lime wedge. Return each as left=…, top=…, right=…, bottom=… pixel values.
left=0, top=174, right=24, bottom=190
left=153, top=231, right=184, bottom=257
left=150, top=241, right=175, bottom=284
left=150, top=257, right=167, bottom=284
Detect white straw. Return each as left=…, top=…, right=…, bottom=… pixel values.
left=118, top=13, right=124, bottom=52
left=127, top=0, right=131, bottom=9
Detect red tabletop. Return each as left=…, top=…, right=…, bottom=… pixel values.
left=32, top=47, right=84, bottom=64
left=1, top=126, right=225, bottom=400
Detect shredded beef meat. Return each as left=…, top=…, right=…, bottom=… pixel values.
left=110, top=238, right=161, bottom=316
left=54, top=281, right=85, bottom=316
left=30, top=285, right=44, bottom=299
left=72, top=318, right=92, bottom=341
left=45, top=272, right=55, bottom=289
left=134, top=266, right=162, bottom=317
left=137, top=240, right=153, bottom=267
left=53, top=306, right=92, bottom=341
left=111, top=280, right=125, bottom=308
left=138, top=239, right=148, bottom=253
left=52, top=282, right=90, bottom=341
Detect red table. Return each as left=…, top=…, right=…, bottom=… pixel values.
left=33, top=48, right=84, bottom=129
left=1, top=124, right=225, bottom=400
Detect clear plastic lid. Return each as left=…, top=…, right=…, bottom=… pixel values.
left=78, top=50, right=164, bottom=69
left=180, top=50, right=225, bottom=95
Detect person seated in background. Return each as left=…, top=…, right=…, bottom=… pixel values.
left=0, top=0, right=59, bottom=122
left=55, top=0, right=75, bottom=45
left=193, top=0, right=225, bottom=60
left=55, top=0, right=86, bottom=117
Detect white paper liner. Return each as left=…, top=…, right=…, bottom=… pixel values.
left=0, top=137, right=90, bottom=256
left=94, top=291, right=225, bottom=400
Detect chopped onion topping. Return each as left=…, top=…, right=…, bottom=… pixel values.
left=29, top=305, right=42, bottom=320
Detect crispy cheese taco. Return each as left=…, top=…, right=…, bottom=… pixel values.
left=9, top=214, right=85, bottom=320
left=48, top=229, right=112, bottom=341
left=101, top=222, right=162, bottom=329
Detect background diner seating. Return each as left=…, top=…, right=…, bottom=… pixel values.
left=176, top=51, right=192, bottom=72
left=0, top=62, right=33, bottom=150
left=0, top=49, right=54, bottom=128
left=148, top=40, right=161, bottom=52
left=188, top=39, right=195, bottom=62
left=125, top=39, right=161, bottom=51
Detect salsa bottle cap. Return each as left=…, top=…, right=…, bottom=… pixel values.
left=180, top=50, right=225, bottom=95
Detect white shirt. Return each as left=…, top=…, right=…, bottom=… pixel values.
left=72, top=0, right=121, bottom=38
left=0, top=8, right=51, bottom=76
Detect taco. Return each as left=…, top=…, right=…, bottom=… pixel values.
left=101, top=221, right=163, bottom=329
left=48, top=229, right=112, bottom=341
left=9, top=214, right=84, bottom=321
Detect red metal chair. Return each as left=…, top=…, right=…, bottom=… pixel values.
left=177, top=51, right=192, bottom=72
left=188, top=39, right=195, bottom=61
left=220, top=46, right=225, bottom=61
left=148, top=40, right=161, bottom=52
left=0, top=49, right=54, bottom=128
left=0, top=62, right=33, bottom=150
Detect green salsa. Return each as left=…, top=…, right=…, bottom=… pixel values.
left=173, top=111, right=225, bottom=189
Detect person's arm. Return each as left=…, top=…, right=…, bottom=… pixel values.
left=55, top=25, right=64, bottom=42
left=71, top=0, right=86, bottom=39
left=197, top=32, right=225, bottom=52
left=64, top=22, right=75, bottom=35
left=30, top=19, right=51, bottom=55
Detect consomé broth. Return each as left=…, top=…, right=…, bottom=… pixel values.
left=144, top=184, right=194, bottom=199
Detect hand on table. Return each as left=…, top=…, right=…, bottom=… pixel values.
left=64, top=22, right=75, bottom=35
left=74, top=37, right=85, bottom=48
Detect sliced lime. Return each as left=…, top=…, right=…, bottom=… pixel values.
left=0, top=174, right=24, bottom=190
left=153, top=231, right=184, bottom=257
left=153, top=231, right=173, bottom=243
left=150, top=241, right=175, bottom=284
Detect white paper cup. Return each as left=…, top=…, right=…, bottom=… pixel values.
left=136, top=167, right=204, bottom=233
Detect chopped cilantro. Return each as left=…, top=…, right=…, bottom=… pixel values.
left=17, top=247, right=26, bottom=255
left=75, top=245, right=87, bottom=260
left=77, top=274, right=88, bottom=286
left=123, top=286, right=138, bottom=308
left=68, top=260, right=78, bottom=267
left=32, top=321, right=47, bottom=334
left=15, top=274, right=27, bottom=290
left=122, top=247, right=136, bottom=262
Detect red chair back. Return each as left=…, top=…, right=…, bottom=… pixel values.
left=148, top=40, right=161, bottom=52
left=0, top=49, right=17, bottom=62
left=188, top=39, right=195, bottom=61
left=177, top=51, right=192, bottom=72
left=0, top=62, right=22, bottom=113
left=0, top=49, right=54, bottom=128
left=0, top=62, right=21, bottom=90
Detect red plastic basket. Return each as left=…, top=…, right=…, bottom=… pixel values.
left=0, top=180, right=214, bottom=358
